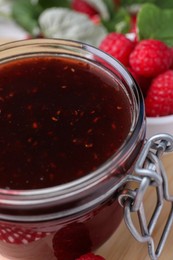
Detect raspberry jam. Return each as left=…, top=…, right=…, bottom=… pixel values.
left=0, top=39, right=145, bottom=260
left=0, top=56, right=131, bottom=190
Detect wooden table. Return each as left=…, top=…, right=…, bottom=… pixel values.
left=1, top=38, right=173, bottom=260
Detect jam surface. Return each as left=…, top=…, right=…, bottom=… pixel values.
left=0, top=56, right=132, bottom=189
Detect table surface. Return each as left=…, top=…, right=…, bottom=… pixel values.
left=1, top=38, right=173, bottom=260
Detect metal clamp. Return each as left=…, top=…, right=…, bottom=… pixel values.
left=118, top=134, right=173, bottom=260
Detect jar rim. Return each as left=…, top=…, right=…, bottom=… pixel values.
left=0, top=38, right=145, bottom=203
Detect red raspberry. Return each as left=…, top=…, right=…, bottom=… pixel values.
left=99, top=33, right=135, bottom=66
left=52, top=223, right=92, bottom=260
left=127, top=67, right=141, bottom=84
left=127, top=67, right=152, bottom=97
left=113, top=0, right=121, bottom=7
left=76, top=252, right=105, bottom=260
left=145, top=70, right=173, bottom=117
left=71, top=0, right=99, bottom=18
left=130, top=15, right=137, bottom=33
left=90, top=14, right=101, bottom=25
left=170, top=47, right=173, bottom=69
left=129, top=39, right=172, bottom=78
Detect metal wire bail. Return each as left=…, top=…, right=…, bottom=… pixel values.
left=118, top=133, right=173, bottom=260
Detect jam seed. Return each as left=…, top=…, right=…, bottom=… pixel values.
left=49, top=173, right=55, bottom=181
left=80, top=111, right=84, bottom=117
left=87, top=128, right=93, bottom=134
left=93, top=117, right=100, bottom=123
left=9, top=92, right=14, bottom=97
left=56, top=110, right=61, bottom=115
left=72, top=138, right=82, bottom=145
left=77, top=170, right=84, bottom=177
left=27, top=138, right=32, bottom=143
left=50, top=162, right=57, bottom=169
left=32, top=122, right=38, bottom=129
left=111, top=123, right=116, bottom=129
left=93, top=153, right=98, bottom=160
left=73, top=110, right=78, bottom=116
left=61, top=85, right=67, bottom=89
left=51, top=116, right=58, bottom=122
left=32, top=88, right=38, bottom=94
left=7, top=113, right=12, bottom=119
left=90, top=110, right=96, bottom=114
left=48, top=131, right=53, bottom=136
left=85, top=143, right=93, bottom=148
left=32, top=141, right=38, bottom=146
left=27, top=104, right=32, bottom=110
left=40, top=176, right=44, bottom=181
left=27, top=158, right=31, bottom=163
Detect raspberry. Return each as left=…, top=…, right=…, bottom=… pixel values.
left=170, top=47, right=173, bottom=69
left=127, top=67, right=141, bottom=84
left=139, top=76, right=152, bottom=97
left=76, top=252, right=105, bottom=260
left=145, top=70, right=173, bottom=117
left=99, top=32, right=135, bottom=66
left=71, top=0, right=99, bottom=18
left=129, top=39, right=172, bottom=78
left=127, top=67, right=152, bottom=97
left=90, top=14, right=101, bottom=25
left=130, top=15, right=137, bottom=33
left=52, top=223, right=92, bottom=260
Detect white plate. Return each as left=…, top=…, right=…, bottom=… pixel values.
left=146, top=115, right=173, bottom=139
left=0, top=19, right=27, bottom=39
left=0, top=1, right=27, bottom=40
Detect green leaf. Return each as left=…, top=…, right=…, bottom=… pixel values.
left=85, top=0, right=110, bottom=20
left=102, top=7, right=131, bottom=33
left=137, top=3, right=173, bottom=46
left=119, top=0, right=173, bottom=8
left=39, top=8, right=107, bottom=46
left=11, top=0, right=43, bottom=35
left=120, top=0, right=155, bottom=6
left=38, top=0, right=71, bottom=9
left=155, top=0, right=173, bottom=8
left=102, top=0, right=116, bottom=16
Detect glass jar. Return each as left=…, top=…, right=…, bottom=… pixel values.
left=0, top=39, right=145, bottom=260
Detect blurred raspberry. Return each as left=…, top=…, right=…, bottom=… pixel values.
left=71, top=0, right=99, bottom=18
left=127, top=67, right=151, bottom=97
left=139, top=76, right=152, bottom=97
left=99, top=32, right=135, bottom=66
left=130, top=15, right=137, bottom=33
left=129, top=39, right=172, bottom=77
left=53, top=223, right=92, bottom=260
left=90, top=14, right=101, bottom=24
left=145, top=70, right=173, bottom=117
left=76, top=252, right=105, bottom=260
left=113, top=0, right=121, bottom=7
left=170, top=47, right=173, bottom=69
left=127, top=66, right=141, bottom=84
